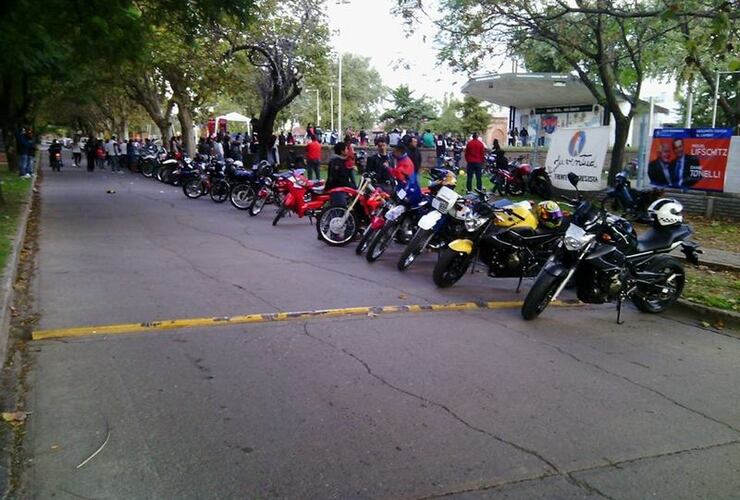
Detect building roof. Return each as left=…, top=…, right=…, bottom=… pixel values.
left=462, top=72, right=670, bottom=113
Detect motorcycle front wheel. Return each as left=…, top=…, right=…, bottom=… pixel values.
left=317, top=207, right=357, bottom=247
left=141, top=162, right=155, bottom=178
left=397, top=228, right=433, bottom=271
left=632, top=256, right=685, bottom=313
left=272, top=206, right=288, bottom=226
left=366, top=221, right=397, bottom=262
left=230, top=184, right=255, bottom=210
left=433, top=248, right=472, bottom=288
left=355, top=225, right=377, bottom=255
left=521, top=272, right=564, bottom=320
left=183, top=179, right=204, bottom=199
left=249, top=195, right=268, bottom=216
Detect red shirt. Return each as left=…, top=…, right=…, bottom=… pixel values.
left=344, top=143, right=355, bottom=169
left=464, top=138, right=485, bottom=164
left=390, top=155, right=414, bottom=182
left=305, top=141, right=321, bottom=161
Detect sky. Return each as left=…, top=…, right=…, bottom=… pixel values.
left=325, top=0, right=680, bottom=119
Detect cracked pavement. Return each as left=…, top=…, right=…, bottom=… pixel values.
left=21, top=167, right=740, bottom=498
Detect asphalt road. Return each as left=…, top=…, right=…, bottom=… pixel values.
left=23, top=155, right=740, bottom=499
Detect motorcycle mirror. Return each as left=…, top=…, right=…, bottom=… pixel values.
left=567, top=172, right=580, bottom=188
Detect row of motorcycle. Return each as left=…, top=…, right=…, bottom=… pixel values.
left=137, top=146, right=703, bottom=323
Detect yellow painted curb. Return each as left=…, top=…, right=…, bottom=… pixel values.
left=32, top=300, right=581, bottom=341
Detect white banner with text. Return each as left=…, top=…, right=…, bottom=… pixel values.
left=545, top=126, right=610, bottom=191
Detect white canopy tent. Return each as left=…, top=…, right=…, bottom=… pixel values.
left=217, top=112, right=252, bottom=135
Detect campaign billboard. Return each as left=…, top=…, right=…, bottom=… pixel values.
left=545, top=126, right=610, bottom=191
left=648, top=128, right=733, bottom=192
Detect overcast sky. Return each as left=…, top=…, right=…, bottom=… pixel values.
left=325, top=0, right=679, bottom=118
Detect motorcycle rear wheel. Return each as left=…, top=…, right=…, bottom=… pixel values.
left=141, top=162, right=155, bottom=178
left=366, top=221, right=397, bottom=262
left=521, top=272, right=563, bottom=320
left=397, top=228, right=432, bottom=271
left=632, top=256, right=685, bottom=313
left=433, top=248, right=472, bottom=288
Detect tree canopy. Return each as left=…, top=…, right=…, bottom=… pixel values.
left=379, top=85, right=437, bottom=131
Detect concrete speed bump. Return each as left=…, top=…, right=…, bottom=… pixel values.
left=32, top=299, right=582, bottom=341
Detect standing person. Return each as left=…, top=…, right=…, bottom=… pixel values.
left=344, top=134, right=357, bottom=185
left=286, top=132, right=295, bottom=145
left=268, top=134, right=278, bottom=165
left=508, top=128, right=517, bottom=146
left=465, top=132, right=486, bottom=192
left=16, top=128, right=31, bottom=177
left=306, top=123, right=316, bottom=138
left=324, top=142, right=356, bottom=191
left=421, top=129, right=435, bottom=148
left=278, top=131, right=287, bottom=147
left=85, top=136, right=96, bottom=172
left=364, top=138, right=395, bottom=193
left=95, top=140, right=106, bottom=170
left=388, top=128, right=401, bottom=147
left=519, top=127, right=529, bottom=147
left=72, top=137, right=82, bottom=167
left=110, top=136, right=122, bottom=173
left=25, top=128, right=37, bottom=177
left=105, top=137, right=115, bottom=169
left=405, top=135, right=422, bottom=173
left=197, top=136, right=209, bottom=155
left=435, top=134, right=447, bottom=168
left=359, top=129, right=368, bottom=146
left=213, top=134, right=225, bottom=161
left=305, top=134, right=322, bottom=180
left=230, top=135, right=243, bottom=161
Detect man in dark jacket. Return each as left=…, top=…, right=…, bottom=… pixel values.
left=365, top=138, right=395, bottom=193
left=405, top=135, right=422, bottom=173
left=324, top=142, right=355, bottom=191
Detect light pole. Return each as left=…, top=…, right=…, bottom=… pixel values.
left=711, top=71, right=740, bottom=128
left=330, top=84, right=334, bottom=132
left=335, top=0, right=350, bottom=136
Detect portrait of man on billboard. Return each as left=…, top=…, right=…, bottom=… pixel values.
left=648, top=138, right=701, bottom=188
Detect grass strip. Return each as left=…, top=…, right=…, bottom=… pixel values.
left=0, top=166, right=33, bottom=276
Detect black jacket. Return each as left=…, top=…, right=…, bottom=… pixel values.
left=325, top=155, right=356, bottom=190
left=365, top=153, right=394, bottom=185
left=408, top=146, right=422, bottom=173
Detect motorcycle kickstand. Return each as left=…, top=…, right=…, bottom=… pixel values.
left=516, top=275, right=524, bottom=293
left=616, top=297, right=624, bottom=325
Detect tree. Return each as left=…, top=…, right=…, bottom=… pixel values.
left=428, top=95, right=463, bottom=135
left=677, top=71, right=739, bottom=128
left=223, top=0, right=330, bottom=159
left=288, top=53, right=386, bottom=132
left=459, top=97, right=492, bottom=136
left=395, top=0, right=738, bottom=184
left=379, top=85, right=437, bottom=131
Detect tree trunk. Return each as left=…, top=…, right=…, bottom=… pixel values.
left=254, top=108, right=278, bottom=162
left=177, top=103, right=195, bottom=158
left=154, top=119, right=172, bottom=149
left=609, top=116, right=632, bottom=186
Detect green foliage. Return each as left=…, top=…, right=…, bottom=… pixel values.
left=287, top=53, right=386, bottom=131
left=677, top=72, right=739, bottom=128
left=379, top=85, right=437, bottom=131
left=459, top=97, right=492, bottom=136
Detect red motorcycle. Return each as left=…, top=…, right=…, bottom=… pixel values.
left=490, top=156, right=553, bottom=199
left=272, top=169, right=330, bottom=226
left=316, top=172, right=390, bottom=247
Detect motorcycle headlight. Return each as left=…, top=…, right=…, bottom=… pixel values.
left=563, top=224, right=595, bottom=251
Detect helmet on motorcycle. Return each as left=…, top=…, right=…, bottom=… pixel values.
left=648, top=198, right=683, bottom=227
left=536, top=201, right=563, bottom=229
left=429, top=168, right=457, bottom=189
left=615, top=171, right=630, bottom=186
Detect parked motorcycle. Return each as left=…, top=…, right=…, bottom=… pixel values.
left=396, top=186, right=483, bottom=271
left=521, top=172, right=701, bottom=322
left=490, top=156, right=553, bottom=199
left=229, top=161, right=273, bottom=210
left=603, top=171, right=663, bottom=222
left=316, top=172, right=389, bottom=247
left=249, top=169, right=293, bottom=216
left=433, top=198, right=567, bottom=290
left=272, top=169, right=330, bottom=226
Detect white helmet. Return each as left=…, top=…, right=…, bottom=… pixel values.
left=648, top=198, right=683, bottom=227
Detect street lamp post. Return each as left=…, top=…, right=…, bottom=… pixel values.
left=335, top=0, right=350, bottom=137
left=330, top=84, right=334, bottom=132
left=306, top=88, right=320, bottom=128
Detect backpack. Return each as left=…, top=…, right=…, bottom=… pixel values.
left=96, top=147, right=105, bottom=159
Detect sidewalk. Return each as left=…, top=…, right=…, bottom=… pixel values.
left=673, top=247, right=740, bottom=271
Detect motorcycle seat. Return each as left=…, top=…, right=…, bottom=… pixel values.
left=636, top=225, right=692, bottom=253
left=311, top=182, right=326, bottom=194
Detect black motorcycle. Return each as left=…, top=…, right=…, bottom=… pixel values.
left=603, top=170, right=663, bottom=222
left=521, top=173, right=701, bottom=322
left=433, top=198, right=567, bottom=291
left=229, top=161, right=273, bottom=210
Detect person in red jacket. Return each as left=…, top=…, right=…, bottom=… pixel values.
left=305, top=134, right=322, bottom=179
left=464, top=132, right=486, bottom=192
left=390, top=144, right=414, bottom=183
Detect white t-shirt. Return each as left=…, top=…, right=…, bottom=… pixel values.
left=105, top=140, right=116, bottom=156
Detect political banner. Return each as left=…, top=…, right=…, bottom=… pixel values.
left=545, top=126, right=610, bottom=191
left=648, top=128, right=732, bottom=192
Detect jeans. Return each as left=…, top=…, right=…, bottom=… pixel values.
left=307, top=159, right=321, bottom=180
left=466, top=162, right=483, bottom=192
left=436, top=155, right=444, bottom=168
left=73, top=152, right=82, bottom=166
left=110, top=155, right=120, bottom=172
left=18, top=154, right=30, bottom=176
